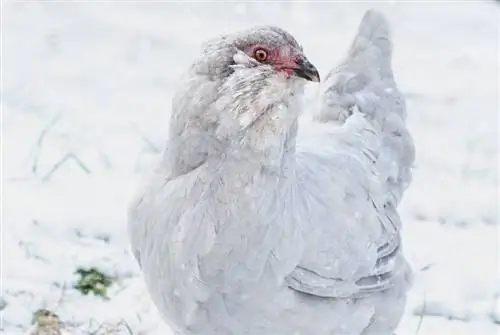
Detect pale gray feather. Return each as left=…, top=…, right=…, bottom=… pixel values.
left=128, top=9, right=414, bottom=335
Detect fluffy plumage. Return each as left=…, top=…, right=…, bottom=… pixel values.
left=128, top=10, right=415, bottom=335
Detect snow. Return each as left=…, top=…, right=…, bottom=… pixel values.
left=2, top=1, right=499, bottom=334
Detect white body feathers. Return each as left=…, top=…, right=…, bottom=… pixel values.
left=128, top=10, right=415, bottom=335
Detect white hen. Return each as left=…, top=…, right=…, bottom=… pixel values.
left=128, top=9, right=415, bottom=335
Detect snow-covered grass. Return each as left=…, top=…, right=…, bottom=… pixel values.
left=2, top=1, right=498, bottom=334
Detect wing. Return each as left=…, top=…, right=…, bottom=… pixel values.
left=287, top=10, right=415, bottom=299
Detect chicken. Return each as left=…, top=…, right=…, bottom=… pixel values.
left=128, top=9, right=415, bottom=335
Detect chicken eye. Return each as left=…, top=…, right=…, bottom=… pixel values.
left=254, top=49, right=268, bottom=62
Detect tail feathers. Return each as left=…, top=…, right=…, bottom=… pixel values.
left=316, top=9, right=396, bottom=124
left=316, top=9, right=415, bottom=207
left=347, top=9, right=393, bottom=79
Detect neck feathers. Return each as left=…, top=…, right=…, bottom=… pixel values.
left=164, top=71, right=303, bottom=176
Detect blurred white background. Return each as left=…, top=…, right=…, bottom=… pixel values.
left=2, top=1, right=499, bottom=334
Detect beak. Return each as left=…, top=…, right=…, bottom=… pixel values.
left=294, top=57, right=320, bottom=82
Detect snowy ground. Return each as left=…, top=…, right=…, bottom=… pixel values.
left=2, top=1, right=499, bottom=334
